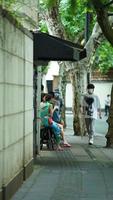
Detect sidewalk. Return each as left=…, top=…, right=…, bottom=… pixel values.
left=12, top=128, right=113, bottom=200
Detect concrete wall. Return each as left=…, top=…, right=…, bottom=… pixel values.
left=0, top=9, right=33, bottom=200
left=13, top=0, right=38, bottom=29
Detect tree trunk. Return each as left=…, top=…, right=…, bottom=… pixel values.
left=78, top=66, right=88, bottom=135
left=91, top=0, right=113, bottom=46
left=58, top=62, right=67, bottom=127
left=70, top=71, right=82, bottom=135
left=106, top=85, right=113, bottom=147
left=42, top=3, right=66, bottom=38
left=86, top=2, right=113, bottom=147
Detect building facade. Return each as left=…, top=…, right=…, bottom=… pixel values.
left=0, top=2, right=38, bottom=199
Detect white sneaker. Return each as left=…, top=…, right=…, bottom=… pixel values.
left=89, top=138, right=93, bottom=145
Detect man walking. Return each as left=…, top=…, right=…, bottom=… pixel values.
left=82, top=83, right=102, bottom=145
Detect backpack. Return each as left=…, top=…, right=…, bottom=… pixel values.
left=84, top=96, right=94, bottom=116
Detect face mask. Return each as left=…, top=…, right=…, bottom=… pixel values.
left=88, top=89, right=94, bottom=94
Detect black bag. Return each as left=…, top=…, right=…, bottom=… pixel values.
left=84, top=96, right=94, bottom=116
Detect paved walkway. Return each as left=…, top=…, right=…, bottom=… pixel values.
left=12, top=129, right=113, bottom=200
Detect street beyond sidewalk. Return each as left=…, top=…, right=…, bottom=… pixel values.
left=66, top=111, right=108, bottom=136
left=12, top=123, right=113, bottom=200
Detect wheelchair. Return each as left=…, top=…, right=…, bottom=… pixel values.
left=40, top=127, right=57, bottom=150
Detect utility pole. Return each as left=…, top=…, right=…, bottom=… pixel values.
left=85, top=3, right=91, bottom=84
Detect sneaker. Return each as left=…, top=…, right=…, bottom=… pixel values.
left=89, top=138, right=93, bottom=145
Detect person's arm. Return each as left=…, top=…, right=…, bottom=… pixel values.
left=53, top=105, right=59, bottom=112
left=49, top=104, right=53, bottom=117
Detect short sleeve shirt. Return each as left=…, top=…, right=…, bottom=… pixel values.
left=82, top=93, right=101, bottom=119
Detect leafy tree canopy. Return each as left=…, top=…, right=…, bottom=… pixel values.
left=93, top=41, right=113, bottom=73
left=40, top=0, right=95, bottom=41
left=2, top=0, right=113, bottom=74
left=59, top=0, right=86, bottom=40
left=90, top=0, right=113, bottom=73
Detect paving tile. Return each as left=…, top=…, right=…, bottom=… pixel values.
left=12, top=132, right=113, bottom=200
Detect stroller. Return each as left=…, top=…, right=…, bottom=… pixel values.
left=40, top=127, right=57, bottom=150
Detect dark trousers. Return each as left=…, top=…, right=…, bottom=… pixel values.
left=85, top=118, right=95, bottom=139
left=105, top=105, right=109, bottom=116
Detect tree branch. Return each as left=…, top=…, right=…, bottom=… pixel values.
left=104, top=0, right=113, bottom=8
left=91, top=0, right=113, bottom=46
left=108, top=12, right=113, bottom=16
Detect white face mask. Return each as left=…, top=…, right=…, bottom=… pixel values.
left=88, top=89, right=94, bottom=94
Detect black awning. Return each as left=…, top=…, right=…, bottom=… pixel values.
left=33, top=32, right=86, bottom=65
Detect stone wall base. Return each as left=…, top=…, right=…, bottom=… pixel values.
left=2, top=159, right=33, bottom=200
left=0, top=189, right=3, bottom=200
left=23, top=159, right=33, bottom=180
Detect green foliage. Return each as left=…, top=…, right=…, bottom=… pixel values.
left=41, top=66, right=49, bottom=74
left=59, top=0, right=86, bottom=39
left=39, top=20, right=48, bottom=32
left=0, top=0, right=15, bottom=8
left=0, top=0, right=23, bottom=25
left=40, top=0, right=57, bottom=9
left=40, top=0, right=96, bottom=41
left=0, top=0, right=16, bottom=8
left=68, top=0, right=77, bottom=14
left=93, top=41, right=113, bottom=73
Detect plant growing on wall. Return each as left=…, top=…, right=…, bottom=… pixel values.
left=0, top=0, right=38, bottom=28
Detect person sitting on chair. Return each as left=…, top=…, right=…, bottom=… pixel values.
left=40, top=93, right=71, bottom=149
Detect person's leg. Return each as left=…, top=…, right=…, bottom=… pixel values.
left=108, top=106, right=110, bottom=115
left=89, top=118, right=95, bottom=144
left=85, top=118, right=95, bottom=144
left=85, top=118, right=90, bottom=135
left=57, top=123, right=71, bottom=147
left=105, top=105, right=107, bottom=116
left=50, top=122, right=63, bottom=150
left=106, top=105, right=109, bottom=116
